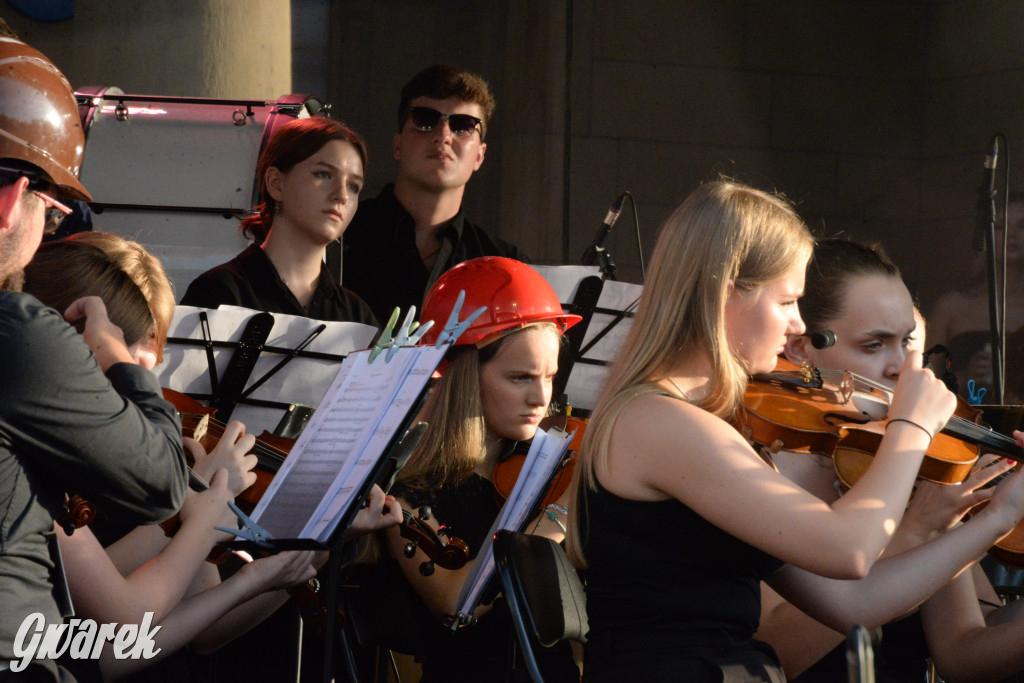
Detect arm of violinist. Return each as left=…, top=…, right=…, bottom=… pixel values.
left=101, top=431, right=262, bottom=575
left=756, top=582, right=844, bottom=679
left=100, top=550, right=318, bottom=681
left=919, top=565, right=1024, bottom=683
left=754, top=452, right=1011, bottom=679
left=383, top=496, right=486, bottom=623
left=613, top=353, right=955, bottom=579
left=187, top=550, right=328, bottom=654
left=103, top=524, right=173, bottom=575
left=59, top=469, right=239, bottom=627
left=765, top=463, right=1024, bottom=633
left=527, top=488, right=571, bottom=543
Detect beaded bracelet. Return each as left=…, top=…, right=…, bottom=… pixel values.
left=886, top=417, right=934, bottom=441
left=535, top=503, right=568, bottom=533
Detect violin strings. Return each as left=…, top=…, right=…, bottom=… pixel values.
left=813, top=368, right=1020, bottom=453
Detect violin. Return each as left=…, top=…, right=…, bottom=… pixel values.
left=162, top=387, right=291, bottom=514
left=742, top=360, right=1024, bottom=568
left=493, top=413, right=587, bottom=508
left=739, top=359, right=1023, bottom=487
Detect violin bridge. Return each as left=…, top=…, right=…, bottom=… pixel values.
left=194, top=414, right=209, bottom=444
left=838, top=374, right=855, bottom=405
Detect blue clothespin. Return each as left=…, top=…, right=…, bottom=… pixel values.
left=368, top=307, right=401, bottom=364
left=216, top=500, right=276, bottom=550
left=967, top=379, right=987, bottom=406
left=432, top=290, right=487, bottom=347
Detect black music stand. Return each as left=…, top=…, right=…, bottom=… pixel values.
left=532, top=266, right=643, bottom=414
left=160, top=306, right=377, bottom=437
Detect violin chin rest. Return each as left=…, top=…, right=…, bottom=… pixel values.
left=851, top=392, right=889, bottom=421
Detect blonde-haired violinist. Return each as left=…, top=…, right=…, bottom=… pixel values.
left=565, top=180, right=1024, bottom=683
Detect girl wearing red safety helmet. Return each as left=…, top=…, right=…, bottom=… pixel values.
left=374, top=256, right=581, bottom=683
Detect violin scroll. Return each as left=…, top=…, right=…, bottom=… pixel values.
left=399, top=506, right=470, bottom=576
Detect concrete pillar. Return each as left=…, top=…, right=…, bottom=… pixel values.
left=3, top=0, right=290, bottom=98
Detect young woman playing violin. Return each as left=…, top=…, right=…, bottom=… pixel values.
left=759, top=237, right=1024, bottom=683
left=361, top=256, right=581, bottom=683
left=564, top=180, right=1024, bottom=683
left=22, top=233, right=402, bottom=681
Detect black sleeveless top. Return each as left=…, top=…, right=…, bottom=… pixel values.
left=582, top=478, right=786, bottom=682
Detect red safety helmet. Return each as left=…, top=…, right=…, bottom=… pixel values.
left=0, top=37, right=90, bottom=201
left=420, top=257, right=581, bottom=347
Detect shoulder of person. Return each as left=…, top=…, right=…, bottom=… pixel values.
left=616, top=391, right=739, bottom=449
left=0, top=291, right=80, bottom=343
left=0, top=292, right=96, bottom=384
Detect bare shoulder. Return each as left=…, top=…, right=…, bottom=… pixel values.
left=603, top=393, right=768, bottom=501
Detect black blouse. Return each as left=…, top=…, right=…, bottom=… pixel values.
left=181, top=243, right=378, bottom=327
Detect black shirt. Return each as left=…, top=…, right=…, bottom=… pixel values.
left=180, top=243, right=378, bottom=327
left=342, top=184, right=528, bottom=324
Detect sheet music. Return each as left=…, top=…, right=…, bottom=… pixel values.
left=305, top=344, right=448, bottom=541
left=157, top=306, right=377, bottom=434
left=452, top=427, right=574, bottom=625
left=246, top=343, right=447, bottom=542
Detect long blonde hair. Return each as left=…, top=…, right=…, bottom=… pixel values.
left=565, top=180, right=813, bottom=567
left=396, top=322, right=561, bottom=493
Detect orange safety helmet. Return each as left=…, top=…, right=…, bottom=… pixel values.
left=420, top=256, right=581, bottom=347
left=0, top=37, right=90, bottom=201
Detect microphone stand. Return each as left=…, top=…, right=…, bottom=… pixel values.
left=978, top=133, right=1007, bottom=404
left=589, top=245, right=617, bottom=281
left=982, top=212, right=1006, bottom=404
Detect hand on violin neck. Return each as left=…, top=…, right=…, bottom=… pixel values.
left=235, top=549, right=319, bottom=599
left=895, top=455, right=1011, bottom=550
left=345, top=483, right=403, bottom=541
left=887, top=350, right=957, bottom=441
left=186, top=419, right=258, bottom=497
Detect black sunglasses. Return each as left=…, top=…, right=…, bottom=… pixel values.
left=408, top=107, right=482, bottom=138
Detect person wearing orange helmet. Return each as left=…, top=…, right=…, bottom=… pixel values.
left=0, top=38, right=189, bottom=682
left=354, top=256, right=581, bottom=682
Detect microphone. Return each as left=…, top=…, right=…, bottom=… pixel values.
left=582, top=192, right=628, bottom=266
left=810, top=330, right=836, bottom=349
left=974, top=135, right=999, bottom=252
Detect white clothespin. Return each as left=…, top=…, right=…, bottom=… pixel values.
left=432, top=291, right=487, bottom=347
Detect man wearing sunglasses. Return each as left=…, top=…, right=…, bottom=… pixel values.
left=0, top=37, right=189, bottom=683
left=342, top=63, right=528, bottom=324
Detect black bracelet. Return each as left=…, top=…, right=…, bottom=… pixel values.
left=886, top=417, right=934, bottom=441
